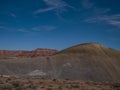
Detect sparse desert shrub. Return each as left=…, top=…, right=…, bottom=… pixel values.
left=65, top=85, right=69, bottom=88
left=39, top=81, right=43, bottom=84
left=0, top=84, right=13, bottom=90
left=0, top=88, right=3, bottom=90
left=41, top=86, right=45, bottom=88
left=65, top=78, right=70, bottom=80
left=7, top=78, right=11, bottom=81
left=41, top=77, right=45, bottom=80
left=48, top=85, right=53, bottom=87
left=52, top=79, right=57, bottom=82
left=46, top=57, right=50, bottom=60
left=113, top=82, right=120, bottom=90
left=0, top=80, right=3, bottom=84
left=80, top=86, right=86, bottom=90
left=28, top=83, right=37, bottom=89
left=70, top=84, right=79, bottom=88
left=12, top=82, right=20, bottom=87
left=12, top=81, right=23, bottom=88
left=58, top=86, right=62, bottom=90
left=47, top=87, right=53, bottom=90
left=15, top=87, right=23, bottom=90
left=6, top=78, right=11, bottom=83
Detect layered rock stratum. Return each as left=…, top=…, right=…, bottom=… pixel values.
left=0, top=48, right=58, bottom=58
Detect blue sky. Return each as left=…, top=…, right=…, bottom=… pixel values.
left=0, top=0, right=120, bottom=50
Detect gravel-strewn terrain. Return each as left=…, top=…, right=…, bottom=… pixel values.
left=0, top=77, right=119, bottom=90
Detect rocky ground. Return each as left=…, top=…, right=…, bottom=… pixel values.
left=0, top=77, right=119, bottom=90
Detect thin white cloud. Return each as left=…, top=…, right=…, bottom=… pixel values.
left=0, top=26, right=5, bottom=29
left=81, top=0, right=94, bottom=9
left=0, top=26, right=18, bottom=32
left=0, top=25, right=57, bottom=33
left=92, top=8, right=111, bottom=16
left=17, top=28, right=30, bottom=33
left=32, top=25, right=57, bottom=31
left=10, top=12, right=17, bottom=18
left=85, top=14, right=120, bottom=28
left=34, top=7, right=56, bottom=14
left=34, top=0, right=75, bottom=14
left=44, top=0, right=67, bottom=7
left=0, top=26, right=9, bottom=31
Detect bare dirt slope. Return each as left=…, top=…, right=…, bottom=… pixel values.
left=0, top=43, right=120, bottom=82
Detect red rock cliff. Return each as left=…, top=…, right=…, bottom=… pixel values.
left=0, top=48, right=58, bottom=58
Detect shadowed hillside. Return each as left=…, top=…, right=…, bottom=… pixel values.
left=0, top=43, right=120, bottom=82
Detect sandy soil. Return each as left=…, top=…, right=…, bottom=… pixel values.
left=0, top=77, right=119, bottom=90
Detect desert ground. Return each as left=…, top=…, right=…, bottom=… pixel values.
left=0, top=77, right=119, bottom=90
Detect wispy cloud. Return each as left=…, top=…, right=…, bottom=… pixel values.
left=0, top=26, right=5, bottom=30
left=34, top=0, right=75, bottom=14
left=17, top=28, right=30, bottom=33
left=0, top=26, right=9, bottom=31
left=93, top=8, right=111, bottom=15
left=44, top=0, right=67, bottom=7
left=10, top=12, right=17, bottom=18
left=34, top=7, right=56, bottom=14
left=0, top=25, right=57, bottom=33
left=85, top=14, right=120, bottom=28
left=79, top=0, right=120, bottom=29
left=81, top=0, right=94, bottom=9
left=0, top=26, right=18, bottom=32
left=32, top=25, right=57, bottom=31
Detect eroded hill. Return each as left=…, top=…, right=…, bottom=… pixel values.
left=0, top=43, right=120, bottom=82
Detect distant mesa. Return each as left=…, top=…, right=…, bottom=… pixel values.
left=0, top=48, right=58, bottom=58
